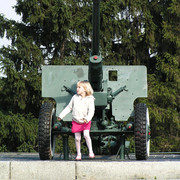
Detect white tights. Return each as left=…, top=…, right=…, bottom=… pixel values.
left=75, top=130, right=93, bottom=155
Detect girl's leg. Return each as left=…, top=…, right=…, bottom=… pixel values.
left=83, top=130, right=94, bottom=155
left=74, top=132, right=81, bottom=156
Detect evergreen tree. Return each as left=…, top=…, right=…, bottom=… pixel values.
left=0, top=16, right=43, bottom=115
left=147, top=0, right=180, bottom=151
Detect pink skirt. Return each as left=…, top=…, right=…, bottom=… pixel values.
left=72, top=120, right=91, bottom=133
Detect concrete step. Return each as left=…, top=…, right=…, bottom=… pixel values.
left=0, top=153, right=180, bottom=180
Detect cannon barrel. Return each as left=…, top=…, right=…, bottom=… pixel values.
left=88, top=0, right=103, bottom=92
left=92, top=0, right=100, bottom=55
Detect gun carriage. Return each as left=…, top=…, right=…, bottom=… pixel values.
left=38, top=0, right=150, bottom=160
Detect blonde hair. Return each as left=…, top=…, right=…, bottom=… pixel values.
left=77, top=81, right=94, bottom=96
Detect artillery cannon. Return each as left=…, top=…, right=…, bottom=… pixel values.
left=38, top=0, right=150, bottom=160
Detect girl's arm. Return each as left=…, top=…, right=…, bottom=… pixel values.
left=58, top=96, right=74, bottom=120
left=84, top=98, right=95, bottom=122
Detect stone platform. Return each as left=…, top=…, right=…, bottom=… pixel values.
left=0, top=153, right=180, bottom=180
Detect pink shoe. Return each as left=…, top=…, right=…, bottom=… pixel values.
left=75, top=154, right=81, bottom=161
left=89, top=153, right=95, bottom=159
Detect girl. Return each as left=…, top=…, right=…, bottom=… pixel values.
left=57, top=81, right=95, bottom=160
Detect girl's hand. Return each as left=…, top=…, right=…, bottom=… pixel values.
left=57, top=117, right=61, bottom=121
left=83, top=118, right=87, bottom=123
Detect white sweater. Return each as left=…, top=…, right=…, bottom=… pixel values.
left=58, top=94, right=95, bottom=123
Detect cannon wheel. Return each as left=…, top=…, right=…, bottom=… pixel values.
left=134, top=103, right=150, bottom=160
left=38, top=102, right=56, bottom=160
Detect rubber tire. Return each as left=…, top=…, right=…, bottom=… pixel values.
left=134, top=103, right=150, bottom=160
left=38, top=102, right=56, bottom=160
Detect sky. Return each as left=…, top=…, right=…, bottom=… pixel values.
left=0, top=0, right=21, bottom=47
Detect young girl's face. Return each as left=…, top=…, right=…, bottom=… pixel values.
left=77, top=84, right=86, bottom=97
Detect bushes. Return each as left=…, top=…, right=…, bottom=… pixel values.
left=0, top=111, right=38, bottom=152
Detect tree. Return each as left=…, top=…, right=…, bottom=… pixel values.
left=147, top=0, right=180, bottom=151
left=0, top=110, right=38, bottom=152
left=0, top=16, right=43, bottom=115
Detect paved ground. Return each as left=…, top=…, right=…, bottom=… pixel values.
left=0, top=153, right=180, bottom=179
left=0, top=152, right=179, bottom=161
